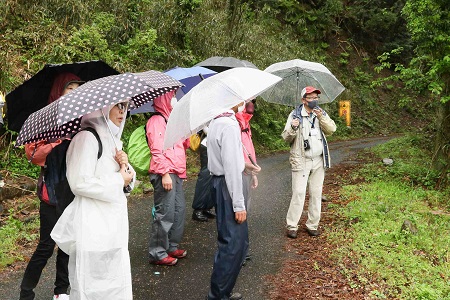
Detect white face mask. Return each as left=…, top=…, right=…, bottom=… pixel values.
left=237, top=103, right=245, bottom=112
left=107, top=119, right=120, bottom=136
left=171, top=97, right=178, bottom=108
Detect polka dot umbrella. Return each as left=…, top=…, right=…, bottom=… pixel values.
left=15, top=70, right=182, bottom=146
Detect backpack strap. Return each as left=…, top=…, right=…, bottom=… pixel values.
left=80, top=127, right=102, bottom=159
left=143, top=112, right=167, bottom=144
left=150, top=111, right=167, bottom=123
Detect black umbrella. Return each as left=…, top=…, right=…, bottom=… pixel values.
left=6, top=60, right=119, bottom=132
left=194, top=56, right=258, bottom=73
left=16, top=70, right=182, bottom=146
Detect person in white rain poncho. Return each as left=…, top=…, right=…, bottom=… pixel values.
left=51, top=101, right=135, bottom=300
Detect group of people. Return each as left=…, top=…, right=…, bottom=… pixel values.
left=19, top=70, right=336, bottom=300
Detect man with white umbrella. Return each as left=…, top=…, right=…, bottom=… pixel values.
left=282, top=86, right=336, bottom=238
left=161, top=67, right=282, bottom=299
left=207, top=101, right=260, bottom=300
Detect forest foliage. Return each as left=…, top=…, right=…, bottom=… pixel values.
left=0, top=0, right=448, bottom=186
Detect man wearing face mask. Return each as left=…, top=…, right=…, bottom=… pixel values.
left=281, top=86, right=336, bottom=239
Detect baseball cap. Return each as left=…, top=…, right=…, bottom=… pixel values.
left=301, top=86, right=321, bottom=98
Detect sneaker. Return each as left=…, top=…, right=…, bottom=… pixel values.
left=168, top=249, right=187, bottom=259
left=53, top=294, right=70, bottom=300
left=150, top=256, right=178, bottom=266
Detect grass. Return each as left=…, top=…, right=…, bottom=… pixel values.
left=328, top=136, right=450, bottom=299
left=0, top=207, right=39, bottom=269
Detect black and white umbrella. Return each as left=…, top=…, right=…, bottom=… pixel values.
left=16, top=70, right=182, bottom=146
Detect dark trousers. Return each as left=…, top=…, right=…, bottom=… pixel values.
left=208, top=176, right=248, bottom=300
left=19, top=201, right=69, bottom=300
left=192, top=145, right=214, bottom=210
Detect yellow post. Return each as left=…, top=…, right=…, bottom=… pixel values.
left=0, top=91, right=5, bottom=118
left=339, top=100, right=351, bottom=127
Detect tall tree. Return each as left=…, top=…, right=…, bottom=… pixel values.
left=387, top=0, right=450, bottom=186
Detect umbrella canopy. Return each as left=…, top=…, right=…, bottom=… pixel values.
left=261, top=59, right=345, bottom=106
left=163, top=67, right=281, bottom=149
left=130, top=66, right=217, bottom=115
left=6, top=60, right=120, bottom=132
left=16, top=70, right=182, bottom=146
left=194, top=56, right=258, bottom=72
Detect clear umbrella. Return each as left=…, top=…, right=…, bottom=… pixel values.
left=163, top=67, right=281, bottom=149
left=261, top=59, right=345, bottom=106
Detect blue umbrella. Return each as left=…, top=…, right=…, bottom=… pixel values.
left=130, top=66, right=217, bottom=115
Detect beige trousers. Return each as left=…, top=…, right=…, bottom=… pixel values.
left=286, top=156, right=325, bottom=231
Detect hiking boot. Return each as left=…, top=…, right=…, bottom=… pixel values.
left=168, top=249, right=187, bottom=259
left=286, top=230, right=298, bottom=239
left=306, top=228, right=321, bottom=236
left=150, top=256, right=178, bottom=266
left=53, top=294, right=70, bottom=300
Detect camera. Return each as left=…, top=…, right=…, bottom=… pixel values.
left=303, top=139, right=310, bottom=150
left=123, top=185, right=132, bottom=194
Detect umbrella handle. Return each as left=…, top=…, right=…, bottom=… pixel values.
left=101, top=109, right=119, bottom=149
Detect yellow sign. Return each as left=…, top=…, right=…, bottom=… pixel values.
left=339, top=100, right=351, bottom=127
left=0, top=91, right=5, bottom=118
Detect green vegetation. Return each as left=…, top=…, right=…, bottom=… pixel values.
left=0, top=208, right=39, bottom=268
left=0, top=1, right=449, bottom=294
left=329, top=136, right=450, bottom=299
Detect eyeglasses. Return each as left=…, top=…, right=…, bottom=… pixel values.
left=115, top=102, right=127, bottom=110
left=305, top=97, right=320, bottom=101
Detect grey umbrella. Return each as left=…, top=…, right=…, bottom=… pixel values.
left=194, top=56, right=258, bottom=72
left=261, top=59, right=345, bottom=106
left=16, top=70, right=182, bottom=146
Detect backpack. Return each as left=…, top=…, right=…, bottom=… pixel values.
left=128, top=112, right=166, bottom=176
left=189, top=130, right=206, bottom=152
left=128, top=125, right=150, bottom=176
left=44, top=127, right=102, bottom=214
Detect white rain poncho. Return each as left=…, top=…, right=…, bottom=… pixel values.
left=51, top=102, right=135, bottom=300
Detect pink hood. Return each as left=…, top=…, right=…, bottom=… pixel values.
left=146, top=91, right=189, bottom=177
left=236, top=107, right=257, bottom=165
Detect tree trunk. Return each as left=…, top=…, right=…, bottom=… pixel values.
left=433, top=100, right=450, bottom=188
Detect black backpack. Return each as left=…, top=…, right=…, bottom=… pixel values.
left=43, top=127, right=102, bottom=214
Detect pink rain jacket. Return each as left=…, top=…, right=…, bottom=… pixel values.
left=146, top=91, right=189, bottom=178
left=235, top=107, right=257, bottom=165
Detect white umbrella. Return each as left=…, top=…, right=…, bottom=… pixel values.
left=261, top=59, right=345, bottom=106
left=163, top=67, right=281, bottom=149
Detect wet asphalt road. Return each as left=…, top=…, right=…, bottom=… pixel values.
left=0, top=136, right=394, bottom=300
